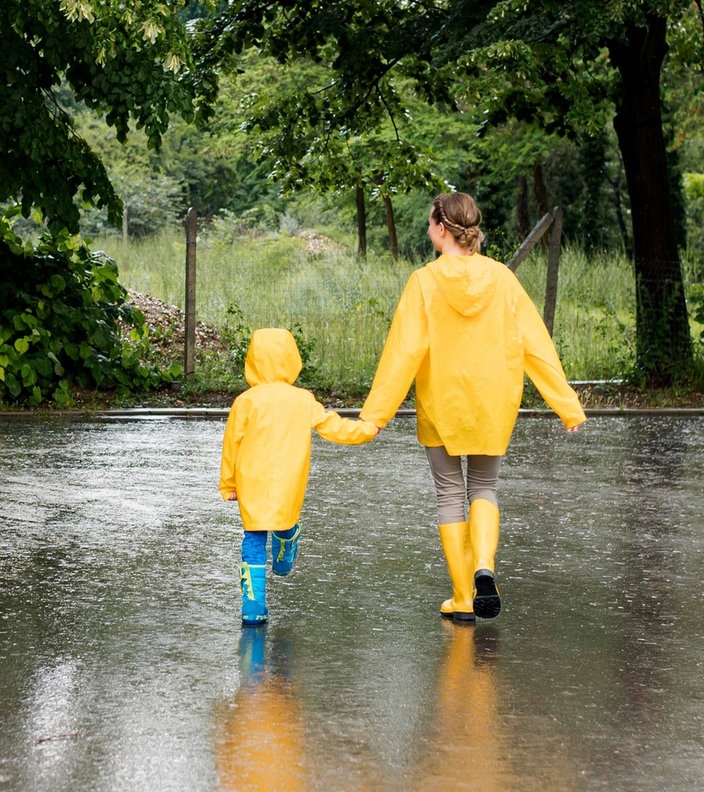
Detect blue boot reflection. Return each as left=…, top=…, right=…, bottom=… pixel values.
left=216, top=628, right=309, bottom=791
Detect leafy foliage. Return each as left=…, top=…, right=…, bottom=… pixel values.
left=193, top=6, right=451, bottom=207
left=0, top=0, right=216, bottom=233
left=0, top=205, right=180, bottom=406
left=195, top=0, right=698, bottom=383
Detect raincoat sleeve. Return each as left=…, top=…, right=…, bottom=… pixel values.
left=514, top=286, right=587, bottom=429
left=218, top=398, right=248, bottom=500
left=360, top=273, right=429, bottom=428
left=311, top=399, right=378, bottom=444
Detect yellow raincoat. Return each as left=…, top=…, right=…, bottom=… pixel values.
left=360, top=254, right=586, bottom=455
left=219, top=328, right=376, bottom=531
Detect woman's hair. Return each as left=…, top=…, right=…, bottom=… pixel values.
left=430, top=192, right=485, bottom=253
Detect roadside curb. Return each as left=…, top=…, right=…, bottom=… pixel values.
left=1, top=406, right=703, bottom=421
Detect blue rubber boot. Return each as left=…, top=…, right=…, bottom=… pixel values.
left=240, top=563, right=268, bottom=625
left=271, top=524, right=300, bottom=576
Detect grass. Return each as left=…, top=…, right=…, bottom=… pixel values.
left=515, top=247, right=638, bottom=379
left=94, top=227, right=703, bottom=406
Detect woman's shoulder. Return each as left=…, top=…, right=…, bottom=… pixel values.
left=425, top=252, right=511, bottom=277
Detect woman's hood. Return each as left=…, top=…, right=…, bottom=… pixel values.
left=427, top=253, right=499, bottom=317
left=244, top=328, right=303, bottom=386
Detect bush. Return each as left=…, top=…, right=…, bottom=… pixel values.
left=0, top=205, right=181, bottom=407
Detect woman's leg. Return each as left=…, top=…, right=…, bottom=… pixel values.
left=425, top=446, right=474, bottom=621
left=425, top=445, right=466, bottom=525
left=466, top=455, right=502, bottom=619
left=465, top=455, right=501, bottom=507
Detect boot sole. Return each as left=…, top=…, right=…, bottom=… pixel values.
left=473, top=572, right=501, bottom=619
left=441, top=610, right=476, bottom=623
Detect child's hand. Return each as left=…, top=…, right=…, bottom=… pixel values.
left=228, top=492, right=238, bottom=501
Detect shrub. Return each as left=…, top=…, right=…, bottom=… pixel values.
left=0, top=205, right=180, bottom=407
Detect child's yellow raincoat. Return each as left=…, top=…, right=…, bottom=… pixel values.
left=360, top=254, right=586, bottom=455
left=219, top=328, right=376, bottom=531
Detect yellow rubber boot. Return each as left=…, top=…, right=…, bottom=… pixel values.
left=438, top=521, right=475, bottom=623
left=469, top=499, right=501, bottom=619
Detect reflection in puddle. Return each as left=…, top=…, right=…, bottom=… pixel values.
left=216, top=628, right=310, bottom=791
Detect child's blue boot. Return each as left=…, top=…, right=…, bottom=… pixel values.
left=240, top=562, right=268, bottom=625
left=271, top=524, right=300, bottom=576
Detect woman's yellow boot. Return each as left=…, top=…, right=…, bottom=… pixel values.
left=438, top=521, right=475, bottom=623
left=469, top=499, right=501, bottom=619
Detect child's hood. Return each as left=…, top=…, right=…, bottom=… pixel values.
left=427, top=253, right=500, bottom=317
left=244, top=328, right=303, bottom=386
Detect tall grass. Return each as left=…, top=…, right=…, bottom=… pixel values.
left=516, top=247, right=637, bottom=379
left=97, top=229, right=416, bottom=394
left=96, top=228, right=652, bottom=394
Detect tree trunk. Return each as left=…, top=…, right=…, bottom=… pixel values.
left=532, top=160, right=550, bottom=217
left=608, top=14, right=692, bottom=384
left=516, top=174, right=530, bottom=240
left=577, top=131, right=611, bottom=252
left=383, top=194, right=398, bottom=259
left=605, top=162, right=633, bottom=259
left=532, top=160, right=550, bottom=249
left=356, top=183, right=367, bottom=259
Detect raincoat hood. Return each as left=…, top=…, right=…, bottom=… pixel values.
left=427, top=253, right=498, bottom=318
left=244, top=328, right=302, bottom=387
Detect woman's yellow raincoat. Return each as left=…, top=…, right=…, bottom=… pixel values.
left=360, top=254, right=586, bottom=455
left=219, top=328, right=376, bottom=531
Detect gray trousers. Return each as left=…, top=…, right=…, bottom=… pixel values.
left=425, top=446, right=501, bottom=525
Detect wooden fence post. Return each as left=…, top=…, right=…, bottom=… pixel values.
left=507, top=211, right=553, bottom=272
left=184, top=207, right=197, bottom=376
left=506, top=206, right=563, bottom=337
left=543, top=206, right=563, bottom=337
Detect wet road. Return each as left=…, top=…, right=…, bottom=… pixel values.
left=1, top=414, right=703, bottom=791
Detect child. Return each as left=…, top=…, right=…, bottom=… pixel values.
left=219, top=328, right=377, bottom=625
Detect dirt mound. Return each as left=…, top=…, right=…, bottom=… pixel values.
left=127, top=289, right=227, bottom=358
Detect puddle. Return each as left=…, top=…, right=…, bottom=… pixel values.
left=1, top=415, right=703, bottom=791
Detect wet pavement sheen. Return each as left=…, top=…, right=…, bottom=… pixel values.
left=1, top=415, right=703, bottom=791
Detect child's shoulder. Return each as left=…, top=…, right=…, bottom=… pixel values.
left=247, top=381, right=314, bottom=402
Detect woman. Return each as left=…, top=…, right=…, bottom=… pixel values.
left=360, top=193, right=586, bottom=621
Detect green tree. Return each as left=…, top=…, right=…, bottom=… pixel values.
left=197, top=0, right=697, bottom=385
left=0, top=0, right=214, bottom=232
left=229, top=51, right=447, bottom=257
left=456, top=0, right=695, bottom=382
left=0, top=0, right=217, bottom=404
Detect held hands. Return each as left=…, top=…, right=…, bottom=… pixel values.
left=567, top=420, right=586, bottom=433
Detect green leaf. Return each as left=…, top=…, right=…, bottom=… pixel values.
left=14, top=338, right=30, bottom=355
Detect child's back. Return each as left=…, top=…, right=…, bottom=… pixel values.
left=219, top=328, right=376, bottom=624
